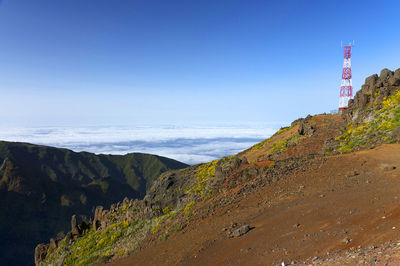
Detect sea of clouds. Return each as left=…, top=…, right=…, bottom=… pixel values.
left=0, top=123, right=284, bottom=165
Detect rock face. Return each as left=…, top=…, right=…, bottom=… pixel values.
left=344, top=68, right=400, bottom=124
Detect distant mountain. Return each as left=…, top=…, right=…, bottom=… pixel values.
left=0, top=141, right=188, bottom=265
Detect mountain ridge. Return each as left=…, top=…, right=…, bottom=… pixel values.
left=0, top=141, right=188, bottom=265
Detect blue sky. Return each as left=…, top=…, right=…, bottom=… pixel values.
left=0, top=0, right=400, bottom=126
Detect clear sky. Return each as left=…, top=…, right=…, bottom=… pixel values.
left=0, top=0, right=399, bottom=127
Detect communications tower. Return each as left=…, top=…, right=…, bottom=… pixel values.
left=338, top=44, right=353, bottom=113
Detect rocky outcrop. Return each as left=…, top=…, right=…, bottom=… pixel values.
left=344, top=68, right=400, bottom=124
left=93, top=206, right=104, bottom=230
left=298, top=115, right=316, bottom=136
left=34, top=244, right=49, bottom=266
left=34, top=196, right=163, bottom=265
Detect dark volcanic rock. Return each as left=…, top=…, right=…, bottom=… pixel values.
left=298, top=115, right=315, bottom=136
left=232, top=225, right=250, bottom=237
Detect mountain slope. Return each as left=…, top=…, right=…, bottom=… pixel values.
left=111, top=144, right=400, bottom=265
left=37, top=67, right=400, bottom=266
left=0, top=141, right=188, bottom=265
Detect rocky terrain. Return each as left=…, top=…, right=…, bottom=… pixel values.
left=36, top=68, right=400, bottom=265
left=0, top=142, right=187, bottom=265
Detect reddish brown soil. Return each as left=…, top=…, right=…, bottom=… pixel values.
left=109, top=144, right=400, bottom=266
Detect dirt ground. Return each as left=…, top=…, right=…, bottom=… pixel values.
left=109, top=143, right=400, bottom=266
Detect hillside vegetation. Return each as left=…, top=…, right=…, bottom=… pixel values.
left=0, top=141, right=187, bottom=265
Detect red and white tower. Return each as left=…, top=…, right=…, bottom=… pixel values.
left=339, top=44, right=353, bottom=112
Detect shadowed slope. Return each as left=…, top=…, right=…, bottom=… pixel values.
left=0, top=141, right=187, bottom=265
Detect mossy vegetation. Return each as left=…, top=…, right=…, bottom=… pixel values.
left=275, top=126, right=291, bottom=135
left=250, top=139, right=270, bottom=151
left=335, top=90, right=400, bottom=153
left=186, top=155, right=235, bottom=198
left=185, top=161, right=214, bottom=197
left=43, top=220, right=149, bottom=266
left=270, top=138, right=288, bottom=153
left=247, top=124, right=307, bottom=155
left=249, top=126, right=293, bottom=152
left=269, top=132, right=305, bottom=153
left=264, top=162, right=276, bottom=169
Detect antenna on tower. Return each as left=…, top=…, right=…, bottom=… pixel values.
left=338, top=43, right=354, bottom=113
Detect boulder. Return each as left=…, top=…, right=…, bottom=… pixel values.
left=298, top=117, right=315, bottom=136
left=230, top=157, right=241, bottom=169
left=232, top=224, right=250, bottom=237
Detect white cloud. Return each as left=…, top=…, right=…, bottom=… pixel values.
left=0, top=124, right=282, bottom=164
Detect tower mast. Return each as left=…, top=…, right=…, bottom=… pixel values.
left=339, top=44, right=353, bottom=113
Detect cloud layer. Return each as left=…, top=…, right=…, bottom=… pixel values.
left=0, top=124, right=280, bottom=164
